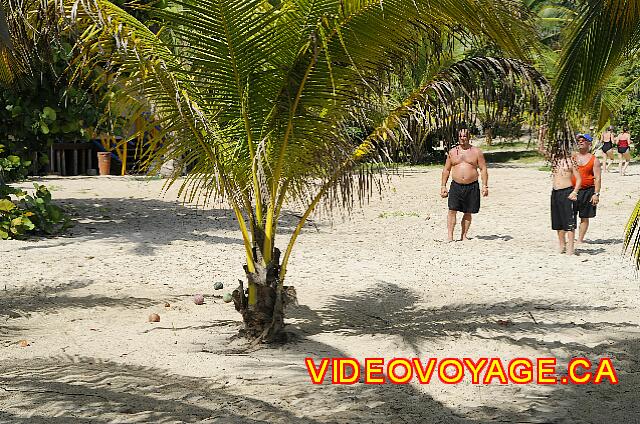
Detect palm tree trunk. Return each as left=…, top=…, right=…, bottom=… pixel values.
left=232, top=247, right=288, bottom=343
left=485, top=126, right=493, bottom=146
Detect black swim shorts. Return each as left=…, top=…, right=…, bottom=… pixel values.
left=448, top=180, right=480, bottom=213
left=551, top=187, right=576, bottom=231
left=618, top=146, right=630, bottom=154
left=575, top=186, right=597, bottom=219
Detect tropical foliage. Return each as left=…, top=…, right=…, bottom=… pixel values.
left=0, top=182, right=69, bottom=239
left=0, top=0, right=169, bottom=178
left=0, top=142, right=31, bottom=183
left=36, top=0, right=548, bottom=342
left=550, top=0, right=640, bottom=269
left=0, top=51, right=105, bottom=178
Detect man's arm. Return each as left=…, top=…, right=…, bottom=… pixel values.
left=477, top=149, right=489, bottom=196
left=592, top=157, right=602, bottom=205
left=537, top=133, right=551, bottom=160
left=569, top=162, right=581, bottom=201
left=441, top=152, right=452, bottom=198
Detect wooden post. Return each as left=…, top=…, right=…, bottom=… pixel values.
left=73, top=149, right=78, bottom=175
left=59, top=150, right=65, bottom=176
left=121, top=140, right=127, bottom=175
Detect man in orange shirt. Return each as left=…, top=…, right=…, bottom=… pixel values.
left=572, top=134, right=602, bottom=243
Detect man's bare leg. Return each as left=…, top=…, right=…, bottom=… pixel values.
left=577, top=218, right=589, bottom=243
left=447, top=210, right=457, bottom=242
left=461, top=212, right=472, bottom=240
left=566, top=230, right=576, bottom=255
left=556, top=230, right=566, bottom=253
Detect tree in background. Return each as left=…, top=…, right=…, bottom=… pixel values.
left=4, top=0, right=549, bottom=342
left=0, top=0, right=166, bottom=180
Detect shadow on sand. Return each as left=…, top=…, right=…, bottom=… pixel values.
left=2, top=281, right=636, bottom=422
left=475, top=234, right=514, bottom=241
left=15, top=197, right=321, bottom=256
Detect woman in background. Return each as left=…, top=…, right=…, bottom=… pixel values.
left=600, top=126, right=616, bottom=172
left=617, top=127, right=633, bottom=176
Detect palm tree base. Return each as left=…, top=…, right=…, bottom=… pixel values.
left=232, top=248, right=294, bottom=343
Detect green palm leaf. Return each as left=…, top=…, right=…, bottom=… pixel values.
left=48, top=0, right=546, bottom=341
left=553, top=0, right=640, bottom=117
left=552, top=0, right=640, bottom=271
left=625, top=200, right=640, bottom=272
left=0, top=0, right=63, bottom=85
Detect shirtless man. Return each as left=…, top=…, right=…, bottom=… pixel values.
left=440, top=128, right=489, bottom=241
left=572, top=134, right=602, bottom=243
left=539, top=137, right=582, bottom=254
left=600, top=126, right=616, bottom=172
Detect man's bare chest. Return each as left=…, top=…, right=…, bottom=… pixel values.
left=450, top=148, right=478, bottom=165
left=575, top=154, right=592, bottom=166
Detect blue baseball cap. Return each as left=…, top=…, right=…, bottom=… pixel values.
left=578, top=134, right=593, bottom=142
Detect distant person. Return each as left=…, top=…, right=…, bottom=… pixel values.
left=572, top=134, right=602, bottom=244
left=539, top=138, right=581, bottom=254
left=440, top=128, right=489, bottom=242
left=616, top=127, right=633, bottom=176
left=600, top=125, right=616, bottom=172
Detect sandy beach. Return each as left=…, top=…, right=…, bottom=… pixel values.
left=1, top=162, right=639, bottom=423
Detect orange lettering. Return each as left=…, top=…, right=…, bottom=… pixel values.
left=464, top=358, right=488, bottom=384
left=508, top=358, right=533, bottom=384
left=537, top=358, right=557, bottom=384
left=388, top=358, right=412, bottom=384
left=332, top=358, right=360, bottom=384
left=365, top=358, right=385, bottom=384
left=305, top=358, right=329, bottom=384
left=568, top=358, right=591, bottom=384
left=483, top=358, right=508, bottom=384
left=439, top=358, right=464, bottom=384
left=413, top=358, right=437, bottom=384
left=594, top=358, right=618, bottom=384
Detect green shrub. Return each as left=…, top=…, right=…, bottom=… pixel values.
left=0, top=144, right=32, bottom=183
left=0, top=183, right=69, bottom=239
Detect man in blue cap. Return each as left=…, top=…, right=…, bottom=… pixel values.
left=572, top=134, right=602, bottom=244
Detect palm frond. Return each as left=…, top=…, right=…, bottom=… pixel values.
left=624, top=200, right=640, bottom=271
left=279, top=56, right=550, bottom=279
left=0, top=6, right=10, bottom=48
left=553, top=0, right=640, bottom=118
left=0, top=0, right=64, bottom=85
left=57, top=0, right=547, bottom=271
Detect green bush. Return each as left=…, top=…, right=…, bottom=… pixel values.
left=0, top=183, right=70, bottom=239
left=0, top=144, right=32, bottom=184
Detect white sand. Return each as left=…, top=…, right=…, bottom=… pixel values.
left=1, top=163, right=639, bottom=423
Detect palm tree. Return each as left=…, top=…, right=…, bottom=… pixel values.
left=10, top=0, right=549, bottom=342
left=0, top=0, right=62, bottom=84
left=551, top=0, right=640, bottom=270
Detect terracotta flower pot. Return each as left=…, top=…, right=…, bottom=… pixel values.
left=97, top=152, right=111, bottom=176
